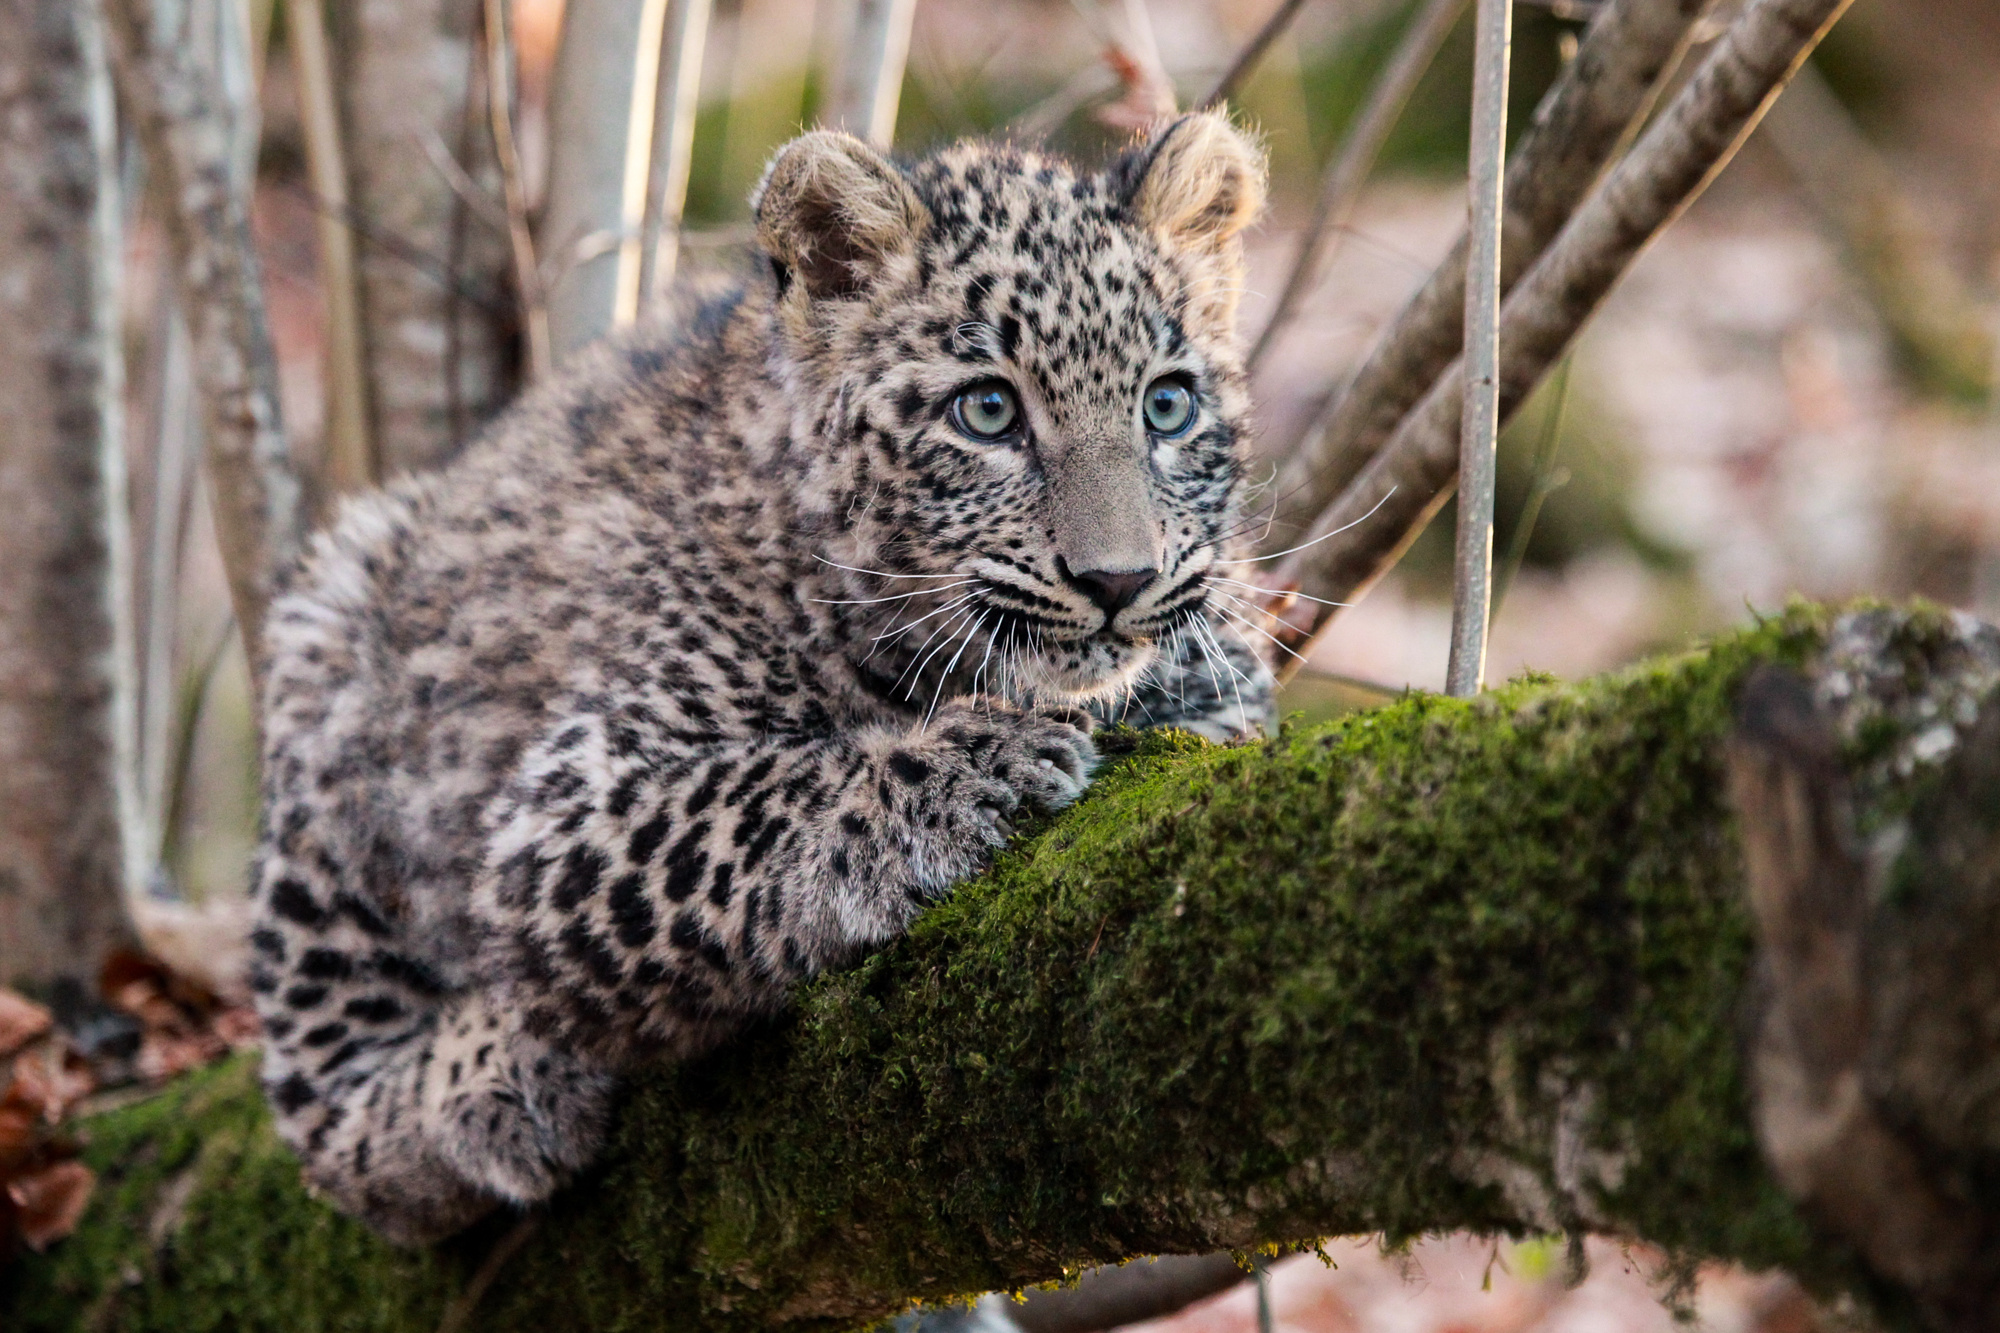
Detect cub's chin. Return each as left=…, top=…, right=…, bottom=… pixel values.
left=1009, top=632, right=1159, bottom=705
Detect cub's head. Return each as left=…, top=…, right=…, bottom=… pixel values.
left=754, top=113, right=1266, bottom=703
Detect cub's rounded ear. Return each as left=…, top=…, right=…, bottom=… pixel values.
left=752, top=131, right=928, bottom=300
left=1118, top=111, right=1267, bottom=255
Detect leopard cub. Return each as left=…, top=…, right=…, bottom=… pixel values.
left=249, top=112, right=1274, bottom=1244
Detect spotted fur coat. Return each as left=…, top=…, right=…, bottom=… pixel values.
left=249, top=111, right=1275, bottom=1244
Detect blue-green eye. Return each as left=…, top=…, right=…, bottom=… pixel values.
left=950, top=381, right=1021, bottom=441
left=1143, top=378, right=1196, bottom=437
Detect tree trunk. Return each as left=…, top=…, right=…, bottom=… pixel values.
left=7, top=604, right=2000, bottom=1330
left=107, top=0, right=304, bottom=682
left=328, top=0, right=520, bottom=476
left=0, top=0, right=137, bottom=995
left=542, top=0, right=658, bottom=364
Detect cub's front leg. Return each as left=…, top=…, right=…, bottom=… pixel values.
left=436, top=697, right=1096, bottom=1210
left=808, top=698, right=1101, bottom=929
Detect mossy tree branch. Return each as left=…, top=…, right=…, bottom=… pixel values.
left=8, top=604, right=2000, bottom=1332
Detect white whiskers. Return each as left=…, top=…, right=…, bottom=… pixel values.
left=889, top=605, right=974, bottom=689
left=923, top=612, right=988, bottom=729
left=1210, top=576, right=1350, bottom=610
left=1210, top=592, right=1309, bottom=665
left=871, top=590, right=980, bottom=643
left=811, top=580, right=976, bottom=606
left=813, top=555, right=967, bottom=580
left=1236, top=486, right=1398, bottom=564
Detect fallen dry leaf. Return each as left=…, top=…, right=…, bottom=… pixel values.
left=211, top=1005, right=262, bottom=1049
left=0, top=1100, right=37, bottom=1175
left=8, top=1158, right=95, bottom=1250
left=10, top=1045, right=96, bottom=1123
left=0, top=991, right=52, bottom=1059
left=136, top=1029, right=226, bottom=1084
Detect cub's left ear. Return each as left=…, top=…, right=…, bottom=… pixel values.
left=1120, top=111, right=1267, bottom=256
left=1115, top=112, right=1266, bottom=332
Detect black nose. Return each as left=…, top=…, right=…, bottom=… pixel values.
left=1068, top=565, right=1157, bottom=615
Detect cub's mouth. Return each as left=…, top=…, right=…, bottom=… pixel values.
left=998, top=618, right=1165, bottom=704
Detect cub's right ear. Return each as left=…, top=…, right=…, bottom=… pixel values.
left=752, top=131, right=928, bottom=300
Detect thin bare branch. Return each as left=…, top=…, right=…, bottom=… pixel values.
left=139, top=302, right=197, bottom=876
left=288, top=0, right=375, bottom=494
left=1445, top=0, right=1513, bottom=698
left=611, top=0, right=673, bottom=329
left=107, top=0, right=305, bottom=681
left=1197, top=0, right=1310, bottom=111
left=1276, top=0, right=1860, bottom=676
left=1076, top=0, right=1176, bottom=129
left=636, top=0, right=713, bottom=309
left=417, top=128, right=511, bottom=235
left=277, top=180, right=515, bottom=319
left=483, top=0, right=551, bottom=380
left=831, top=0, right=921, bottom=147
left=1245, top=0, right=1467, bottom=373
left=1263, top=0, right=1715, bottom=544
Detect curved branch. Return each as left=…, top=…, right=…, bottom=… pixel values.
left=11, top=605, right=2000, bottom=1331
left=1277, top=0, right=1856, bottom=660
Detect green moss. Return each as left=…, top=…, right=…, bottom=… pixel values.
left=11, top=604, right=1956, bottom=1332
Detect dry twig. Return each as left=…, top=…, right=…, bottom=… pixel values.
left=1275, top=0, right=1860, bottom=674
left=1264, top=0, right=1714, bottom=542
left=636, top=0, right=714, bottom=307
left=482, top=0, right=551, bottom=380
left=1445, top=0, right=1513, bottom=698
left=1197, top=0, right=1310, bottom=111
left=1245, top=0, right=1469, bottom=373
left=611, top=0, right=675, bottom=329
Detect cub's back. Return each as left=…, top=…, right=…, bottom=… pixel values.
left=257, top=286, right=789, bottom=966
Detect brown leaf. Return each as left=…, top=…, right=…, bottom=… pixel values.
left=98, top=947, right=171, bottom=1000
left=211, top=1005, right=262, bottom=1049
left=9, top=1158, right=95, bottom=1250
left=136, top=1030, right=226, bottom=1084
left=105, top=947, right=219, bottom=1020
left=10, top=1045, right=96, bottom=1122
left=0, top=1100, right=38, bottom=1176
left=0, top=990, right=52, bottom=1060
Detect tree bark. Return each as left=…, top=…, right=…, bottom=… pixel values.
left=0, top=0, right=138, bottom=993
left=328, top=0, right=519, bottom=476
left=7, top=605, right=2000, bottom=1330
left=106, top=0, right=304, bottom=681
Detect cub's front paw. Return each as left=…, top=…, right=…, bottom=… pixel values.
left=904, top=697, right=1097, bottom=847
left=822, top=701, right=1097, bottom=935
